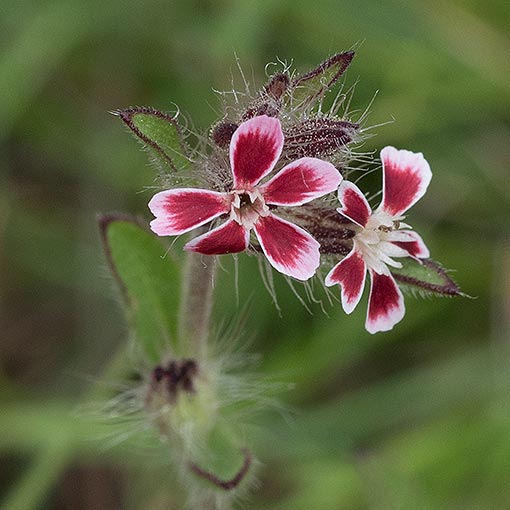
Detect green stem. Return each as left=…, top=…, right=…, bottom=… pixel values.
left=179, top=246, right=217, bottom=357
left=1, top=442, right=71, bottom=510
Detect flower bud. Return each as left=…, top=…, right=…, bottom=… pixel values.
left=283, top=117, right=359, bottom=159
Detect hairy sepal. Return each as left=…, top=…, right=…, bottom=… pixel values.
left=291, top=50, right=355, bottom=107
left=391, top=258, right=461, bottom=296
left=100, top=215, right=182, bottom=361
left=116, top=106, right=190, bottom=173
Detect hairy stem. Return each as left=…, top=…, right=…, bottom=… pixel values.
left=179, top=242, right=216, bottom=356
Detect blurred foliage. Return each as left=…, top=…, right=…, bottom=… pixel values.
left=1, top=0, right=509, bottom=508
left=101, top=218, right=182, bottom=362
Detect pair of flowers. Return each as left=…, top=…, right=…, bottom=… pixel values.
left=149, top=115, right=432, bottom=333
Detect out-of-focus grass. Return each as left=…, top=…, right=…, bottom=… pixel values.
left=1, top=0, right=509, bottom=508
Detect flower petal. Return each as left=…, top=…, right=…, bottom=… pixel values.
left=380, top=146, right=432, bottom=217
left=325, top=248, right=367, bottom=314
left=378, top=241, right=411, bottom=261
left=337, top=180, right=371, bottom=227
left=184, top=220, right=249, bottom=255
left=149, top=188, right=230, bottom=236
left=366, top=270, right=405, bottom=334
left=260, top=157, right=341, bottom=206
left=253, top=214, right=320, bottom=281
left=391, top=230, right=430, bottom=259
left=230, top=115, right=284, bottom=188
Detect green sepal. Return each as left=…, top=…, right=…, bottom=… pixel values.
left=392, top=258, right=461, bottom=296
left=99, top=215, right=182, bottom=361
left=291, top=51, right=355, bottom=107
left=116, top=106, right=190, bottom=173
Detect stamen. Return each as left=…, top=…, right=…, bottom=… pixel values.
left=238, top=193, right=252, bottom=207
left=230, top=189, right=269, bottom=229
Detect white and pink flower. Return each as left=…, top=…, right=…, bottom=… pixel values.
left=148, top=115, right=342, bottom=281
left=325, top=146, right=432, bottom=333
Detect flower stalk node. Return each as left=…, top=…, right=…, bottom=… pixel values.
left=146, top=358, right=199, bottom=405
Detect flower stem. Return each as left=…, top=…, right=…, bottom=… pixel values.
left=179, top=245, right=216, bottom=357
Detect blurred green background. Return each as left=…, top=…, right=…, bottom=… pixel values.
left=1, top=0, right=509, bottom=508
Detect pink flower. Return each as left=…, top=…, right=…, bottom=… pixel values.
left=325, top=146, right=432, bottom=333
left=148, top=115, right=342, bottom=281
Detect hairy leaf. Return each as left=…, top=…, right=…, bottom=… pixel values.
left=291, top=51, right=355, bottom=107
left=100, top=216, right=182, bottom=361
left=116, top=106, right=190, bottom=172
left=189, top=422, right=251, bottom=491
left=392, top=258, right=461, bottom=296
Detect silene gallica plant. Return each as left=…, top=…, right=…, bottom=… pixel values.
left=100, top=51, right=461, bottom=508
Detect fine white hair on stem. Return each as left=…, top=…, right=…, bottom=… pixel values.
left=234, top=52, right=252, bottom=97
left=257, top=256, right=281, bottom=314
left=285, top=276, right=313, bottom=314
left=356, top=89, right=379, bottom=126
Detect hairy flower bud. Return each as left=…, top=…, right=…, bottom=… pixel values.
left=281, top=203, right=356, bottom=256
left=264, top=72, right=290, bottom=100
left=283, top=117, right=359, bottom=160
left=211, top=121, right=239, bottom=148
left=241, top=73, right=290, bottom=121
left=241, top=98, right=280, bottom=121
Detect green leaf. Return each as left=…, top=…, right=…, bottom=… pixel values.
left=100, top=216, right=182, bottom=361
left=189, top=422, right=251, bottom=491
left=291, top=51, right=355, bottom=108
left=116, top=106, right=191, bottom=173
left=392, top=258, right=461, bottom=296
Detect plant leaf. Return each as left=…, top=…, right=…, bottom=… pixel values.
left=189, top=422, right=251, bottom=491
left=100, top=215, right=182, bottom=361
left=116, top=106, right=190, bottom=173
left=291, top=51, right=355, bottom=107
left=392, top=258, right=461, bottom=296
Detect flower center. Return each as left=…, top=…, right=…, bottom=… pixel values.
left=355, top=209, right=407, bottom=273
left=230, top=189, right=269, bottom=229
